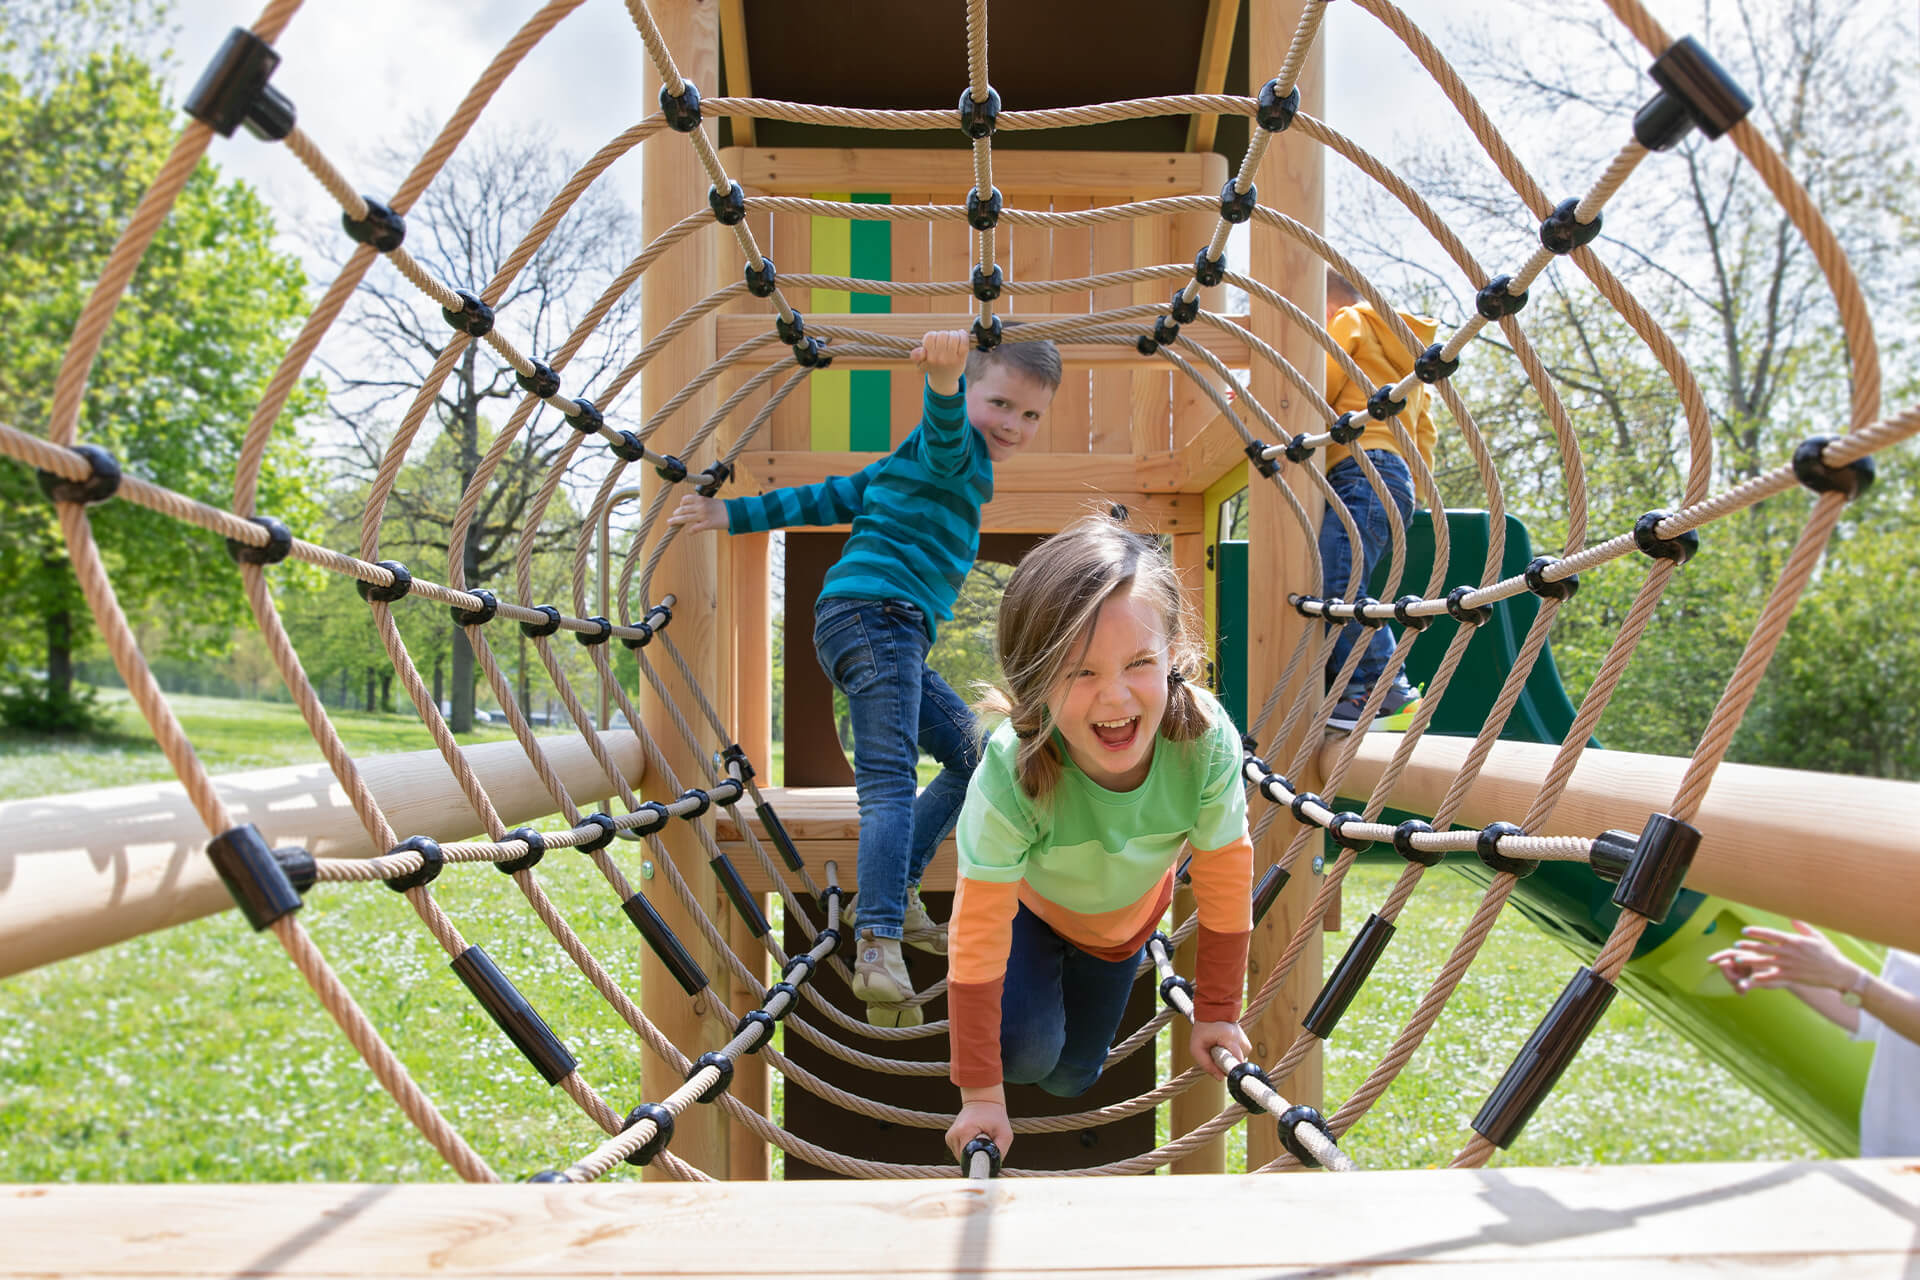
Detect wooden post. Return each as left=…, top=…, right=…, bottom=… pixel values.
left=639, top=0, right=731, bottom=1180
left=1243, top=0, right=1326, bottom=1172
left=727, top=529, right=772, bottom=1180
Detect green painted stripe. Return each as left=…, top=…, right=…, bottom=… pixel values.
left=849, top=193, right=892, bottom=450
left=809, top=194, right=852, bottom=452
left=849, top=371, right=891, bottom=451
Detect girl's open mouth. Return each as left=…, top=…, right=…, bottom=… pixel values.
left=1090, top=717, right=1138, bottom=750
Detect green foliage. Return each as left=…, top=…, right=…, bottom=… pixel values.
left=0, top=673, right=111, bottom=734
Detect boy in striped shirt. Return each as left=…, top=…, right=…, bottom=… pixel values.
left=668, top=329, right=1061, bottom=1025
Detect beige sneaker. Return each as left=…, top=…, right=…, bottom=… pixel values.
left=850, top=930, right=923, bottom=1028
left=864, top=998, right=924, bottom=1028
left=902, top=884, right=949, bottom=956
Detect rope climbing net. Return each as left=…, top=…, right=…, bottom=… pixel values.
left=4, top=0, right=1914, bottom=1185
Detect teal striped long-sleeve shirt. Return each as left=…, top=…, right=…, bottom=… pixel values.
left=723, top=380, right=990, bottom=642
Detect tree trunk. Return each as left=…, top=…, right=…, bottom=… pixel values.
left=450, top=539, right=481, bottom=733
left=433, top=656, right=444, bottom=716
left=364, top=667, right=376, bottom=713
left=45, top=608, right=73, bottom=704
left=379, top=670, right=393, bottom=713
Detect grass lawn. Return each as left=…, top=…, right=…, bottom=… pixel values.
left=0, top=691, right=1820, bottom=1180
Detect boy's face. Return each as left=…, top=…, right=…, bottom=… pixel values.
left=966, top=366, right=1054, bottom=462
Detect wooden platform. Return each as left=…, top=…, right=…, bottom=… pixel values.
left=5, top=1162, right=1917, bottom=1276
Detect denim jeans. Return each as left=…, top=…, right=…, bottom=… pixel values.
left=813, top=597, right=980, bottom=940
left=1000, top=902, right=1144, bottom=1097
left=1318, top=450, right=1418, bottom=704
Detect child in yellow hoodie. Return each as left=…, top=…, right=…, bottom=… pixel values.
left=1320, top=271, right=1435, bottom=731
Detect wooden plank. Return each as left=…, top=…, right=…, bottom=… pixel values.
left=1010, top=197, right=1053, bottom=452
left=717, top=0, right=752, bottom=146
left=740, top=451, right=1142, bottom=494
left=8, top=1162, right=1918, bottom=1274
left=1130, top=206, right=1174, bottom=454
left=1045, top=197, right=1093, bottom=453
left=1186, top=0, right=1242, bottom=153
left=1089, top=209, right=1134, bottom=455
left=888, top=193, right=932, bottom=445
left=768, top=201, right=812, bottom=451
left=716, top=314, right=1250, bottom=368
left=721, top=147, right=1214, bottom=198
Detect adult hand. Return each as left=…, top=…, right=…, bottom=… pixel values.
left=1189, top=1019, right=1253, bottom=1081
left=665, top=493, right=726, bottom=535
left=911, top=329, right=970, bottom=398
left=945, top=1090, right=1012, bottom=1164
left=1709, top=919, right=1862, bottom=994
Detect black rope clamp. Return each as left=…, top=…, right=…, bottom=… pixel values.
left=1472, top=967, right=1616, bottom=1149
left=793, top=336, right=832, bottom=369
left=1278, top=1103, right=1335, bottom=1169
left=1540, top=197, right=1603, bottom=255
left=451, top=588, right=497, bottom=627
left=226, top=515, right=293, bottom=566
left=687, top=1050, right=735, bottom=1103
left=1218, top=177, right=1258, bottom=225
left=744, top=256, right=778, bottom=298
left=517, top=360, right=561, bottom=398
left=384, top=835, right=444, bottom=892
left=576, top=813, right=618, bottom=855
left=1169, top=287, right=1201, bottom=325
left=1524, top=556, right=1580, bottom=601
left=576, top=616, right=613, bottom=646
left=761, top=981, right=800, bottom=1020
left=1413, top=342, right=1459, bottom=384
left=1151, top=315, right=1182, bottom=347
left=37, top=443, right=121, bottom=506
left=184, top=27, right=295, bottom=140
left=971, top=314, right=1003, bottom=352
left=1366, top=384, right=1407, bottom=422
left=1609, top=811, right=1701, bottom=925
left=659, top=80, right=702, bottom=132
left=1476, top=275, right=1528, bottom=320
left=520, top=605, right=562, bottom=638
left=565, top=398, right=604, bottom=434
left=1255, top=78, right=1300, bottom=132
left=628, top=800, right=673, bottom=835
left=776, top=310, right=807, bottom=344
left=966, top=186, right=1003, bottom=231
left=1588, top=828, right=1636, bottom=884
left=721, top=743, right=756, bottom=782
left=441, top=289, right=494, bottom=337
left=1135, top=334, right=1159, bottom=357
left=1243, top=439, right=1280, bottom=479
left=1251, top=864, right=1290, bottom=925
left=1225, top=1061, right=1274, bottom=1115
left=781, top=953, right=817, bottom=983
left=734, top=1009, right=777, bottom=1054
left=1283, top=434, right=1315, bottom=464
left=206, top=824, right=309, bottom=930
left=1792, top=435, right=1875, bottom=499
left=676, top=787, right=713, bottom=819
left=654, top=454, right=689, bottom=484
left=1393, top=818, right=1442, bottom=867
left=342, top=198, right=405, bottom=252
left=1158, top=973, right=1195, bottom=1009
left=610, top=430, right=645, bottom=463
left=971, top=263, right=1004, bottom=302
left=1445, top=585, right=1491, bottom=626
left=1194, top=247, right=1227, bottom=287
left=1288, top=791, right=1323, bottom=824
left=816, top=926, right=843, bottom=952
left=708, top=181, right=746, bottom=226
left=958, top=85, right=1001, bottom=139
left=497, top=826, right=546, bottom=875
left=1632, top=36, right=1753, bottom=152
left=1476, top=821, right=1537, bottom=878
left=1328, top=811, right=1374, bottom=852
left=622, top=1102, right=675, bottom=1166
left=961, top=1134, right=1002, bottom=1178
left=1633, top=510, right=1700, bottom=565
left=1353, top=597, right=1388, bottom=629
left=1328, top=412, right=1365, bottom=446
left=356, top=559, right=412, bottom=603
left=1393, top=595, right=1433, bottom=632
left=695, top=460, right=735, bottom=498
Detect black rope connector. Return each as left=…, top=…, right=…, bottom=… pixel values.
left=451, top=944, right=577, bottom=1085
left=1445, top=585, right=1491, bottom=626
left=1135, top=334, right=1159, bottom=357
left=1393, top=818, right=1442, bottom=867
left=576, top=812, right=618, bottom=855
left=687, top=1050, right=735, bottom=1103
left=659, top=79, right=703, bottom=132
left=1632, top=36, right=1752, bottom=152
left=1366, top=384, right=1407, bottom=421
left=565, top=398, right=604, bottom=434
left=1218, top=177, right=1258, bottom=225
left=676, top=787, right=713, bottom=819
left=1329, top=412, right=1365, bottom=446
left=1393, top=595, right=1433, bottom=632
left=1476, top=821, right=1537, bottom=878
left=1278, top=1104, right=1335, bottom=1169
left=792, top=336, right=833, bottom=369
left=695, top=460, right=735, bottom=498
left=576, top=616, right=613, bottom=646
left=184, top=27, right=295, bottom=141
left=708, top=181, right=746, bottom=226
left=36, top=444, right=121, bottom=506
left=384, top=835, right=444, bottom=892
left=1610, top=811, right=1701, bottom=925
left=206, top=824, right=307, bottom=930
left=1244, top=439, right=1280, bottom=479
left=958, top=85, right=1001, bottom=139
left=734, top=1009, right=777, bottom=1054
left=1328, top=811, right=1374, bottom=852
left=517, top=360, right=561, bottom=399
left=1791, top=435, right=1875, bottom=499
left=776, top=310, right=806, bottom=344
left=441, top=289, right=494, bottom=337
left=1194, top=247, right=1227, bottom=287
left=1587, top=827, right=1636, bottom=884
left=757, top=799, right=806, bottom=872
left=226, top=515, right=293, bottom=566
left=654, top=454, right=689, bottom=484
left=525, top=1170, right=570, bottom=1183
left=782, top=953, right=817, bottom=983
left=1255, top=78, right=1301, bottom=132
left=1169, top=288, right=1201, bottom=325
left=1353, top=597, right=1387, bottom=629
left=1251, top=864, right=1290, bottom=926
left=1225, top=1061, right=1273, bottom=1115
left=520, top=605, right=562, bottom=638
left=1472, top=967, right=1616, bottom=1148
left=744, top=256, right=778, bottom=298
left=355, top=559, right=412, bottom=603
left=817, top=926, right=843, bottom=952
left=622, top=891, right=709, bottom=995
left=1158, top=973, right=1195, bottom=1009
left=966, top=186, right=1003, bottom=231
left=1151, top=315, right=1182, bottom=347
left=710, top=851, right=770, bottom=938
left=610, top=430, right=645, bottom=463
left=496, top=826, right=546, bottom=875
left=622, top=1102, right=676, bottom=1166
left=1304, top=912, right=1397, bottom=1041
left=971, top=263, right=1004, bottom=302
left=961, top=1134, right=1002, bottom=1178
left=761, top=981, right=800, bottom=1020
left=1413, top=343, right=1459, bottom=384
left=1633, top=510, right=1700, bottom=565
left=342, top=198, right=406, bottom=252
left=1476, top=274, right=1528, bottom=321
left=451, top=588, right=497, bottom=627
left=1288, top=791, right=1323, bottom=824
left=1540, top=197, right=1603, bottom=255
left=1283, top=434, right=1315, bottom=464
left=971, top=314, right=1003, bottom=352
left=1523, top=556, right=1580, bottom=601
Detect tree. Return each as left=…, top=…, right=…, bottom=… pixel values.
left=318, top=128, right=645, bottom=732
left=0, top=26, right=322, bottom=728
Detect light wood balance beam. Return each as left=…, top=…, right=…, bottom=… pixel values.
left=1326, top=733, right=1920, bottom=952
left=4, top=1161, right=1916, bottom=1276
left=0, top=732, right=644, bottom=980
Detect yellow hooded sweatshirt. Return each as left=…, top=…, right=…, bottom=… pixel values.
left=1324, top=302, right=1438, bottom=477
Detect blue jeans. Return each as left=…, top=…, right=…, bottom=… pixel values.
left=813, top=597, right=980, bottom=940
left=1318, top=450, right=1418, bottom=704
left=1000, top=903, right=1144, bottom=1097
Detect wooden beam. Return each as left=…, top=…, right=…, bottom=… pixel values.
left=717, top=0, right=752, bottom=146
left=1136, top=407, right=1251, bottom=493
left=718, top=147, right=1216, bottom=198
left=1186, top=0, right=1243, bottom=153
left=740, top=450, right=1141, bottom=494
left=8, top=1162, right=1918, bottom=1274
left=714, top=313, right=1252, bottom=369
left=1329, top=734, right=1920, bottom=953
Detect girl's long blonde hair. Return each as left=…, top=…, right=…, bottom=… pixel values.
left=979, top=512, right=1207, bottom=801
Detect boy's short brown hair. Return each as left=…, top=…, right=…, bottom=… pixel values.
left=965, top=331, right=1063, bottom=392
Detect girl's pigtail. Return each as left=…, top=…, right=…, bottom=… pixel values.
left=1161, top=663, right=1209, bottom=742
